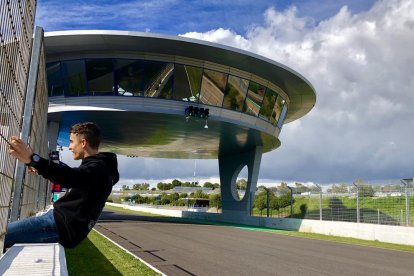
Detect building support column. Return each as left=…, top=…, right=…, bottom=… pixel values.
left=47, top=121, right=60, bottom=152
left=219, top=146, right=262, bottom=217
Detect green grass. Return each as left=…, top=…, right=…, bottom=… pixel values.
left=244, top=227, right=414, bottom=253
left=65, top=230, right=159, bottom=276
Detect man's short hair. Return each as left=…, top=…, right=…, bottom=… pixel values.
left=70, top=122, right=101, bottom=149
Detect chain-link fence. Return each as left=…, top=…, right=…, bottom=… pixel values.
left=253, top=182, right=414, bottom=227
left=0, top=0, right=51, bottom=251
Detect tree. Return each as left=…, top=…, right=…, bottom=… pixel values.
left=254, top=192, right=267, bottom=216
left=350, top=179, right=375, bottom=197
left=193, top=189, right=208, bottom=199
left=122, top=185, right=130, bottom=191
left=172, top=179, right=182, bottom=187
left=157, top=182, right=173, bottom=190
left=278, top=193, right=292, bottom=209
left=327, top=183, right=348, bottom=193
left=236, top=179, right=247, bottom=190
left=182, top=181, right=198, bottom=187
left=209, top=194, right=221, bottom=211
left=203, top=182, right=214, bottom=189
left=294, top=183, right=310, bottom=194
left=132, top=183, right=150, bottom=190
left=353, top=184, right=375, bottom=197
left=270, top=196, right=280, bottom=211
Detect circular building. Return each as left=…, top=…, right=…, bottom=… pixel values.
left=44, top=30, right=316, bottom=216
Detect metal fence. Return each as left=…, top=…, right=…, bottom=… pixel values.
left=17, top=29, right=50, bottom=219
left=254, top=183, right=414, bottom=227
left=0, top=0, right=51, bottom=251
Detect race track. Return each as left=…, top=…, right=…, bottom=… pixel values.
left=96, top=209, right=414, bottom=276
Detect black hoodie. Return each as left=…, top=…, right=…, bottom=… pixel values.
left=32, top=152, right=119, bottom=248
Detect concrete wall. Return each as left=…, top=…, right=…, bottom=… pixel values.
left=106, top=203, right=414, bottom=246
left=106, top=202, right=183, bottom=217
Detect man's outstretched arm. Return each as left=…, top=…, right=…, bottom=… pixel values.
left=8, top=136, right=99, bottom=188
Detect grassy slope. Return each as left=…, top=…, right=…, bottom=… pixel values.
left=65, top=227, right=158, bottom=275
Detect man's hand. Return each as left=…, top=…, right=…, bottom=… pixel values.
left=9, top=136, right=33, bottom=164
left=28, top=166, right=38, bottom=175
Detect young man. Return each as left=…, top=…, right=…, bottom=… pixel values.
left=5, top=122, right=119, bottom=249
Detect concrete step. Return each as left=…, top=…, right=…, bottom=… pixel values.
left=0, top=243, right=68, bottom=275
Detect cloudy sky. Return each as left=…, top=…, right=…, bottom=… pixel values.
left=36, top=0, right=414, bottom=187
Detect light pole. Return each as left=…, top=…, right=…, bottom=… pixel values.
left=401, top=178, right=413, bottom=226
left=315, top=183, right=322, bottom=220
left=263, top=187, right=270, bottom=217
left=287, top=186, right=293, bottom=217
left=353, top=182, right=360, bottom=223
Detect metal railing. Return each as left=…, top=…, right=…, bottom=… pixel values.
left=17, top=29, right=50, bottom=219
left=253, top=182, right=414, bottom=227
left=0, top=0, right=51, bottom=251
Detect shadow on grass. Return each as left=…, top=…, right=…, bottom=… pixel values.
left=65, top=237, right=122, bottom=275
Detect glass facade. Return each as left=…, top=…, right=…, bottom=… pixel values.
left=86, top=59, right=113, bottom=95
left=243, top=81, right=265, bottom=117
left=173, top=64, right=202, bottom=102
left=259, top=88, right=277, bottom=122
left=223, top=75, right=249, bottom=111
left=199, top=69, right=227, bottom=107
left=46, top=62, right=63, bottom=97
left=62, top=60, right=87, bottom=96
left=47, top=58, right=288, bottom=127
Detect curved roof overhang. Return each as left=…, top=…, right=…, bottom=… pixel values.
left=48, top=97, right=280, bottom=159
left=44, top=30, right=316, bottom=124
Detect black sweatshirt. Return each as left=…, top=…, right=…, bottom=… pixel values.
left=31, top=152, right=119, bottom=248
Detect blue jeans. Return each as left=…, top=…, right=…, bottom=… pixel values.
left=4, top=209, right=59, bottom=249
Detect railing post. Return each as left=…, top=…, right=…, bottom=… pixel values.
left=353, top=182, right=360, bottom=223
left=401, top=179, right=412, bottom=226
left=315, top=184, right=322, bottom=221
left=287, top=186, right=293, bottom=217
left=10, top=27, right=44, bottom=222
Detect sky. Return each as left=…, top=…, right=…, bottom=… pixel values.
left=36, top=0, right=414, bottom=188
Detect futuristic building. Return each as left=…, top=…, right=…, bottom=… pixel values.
left=44, top=30, right=316, bottom=216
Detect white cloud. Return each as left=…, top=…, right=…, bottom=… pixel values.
left=180, top=0, right=414, bottom=183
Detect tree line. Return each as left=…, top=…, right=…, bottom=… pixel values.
left=121, top=179, right=220, bottom=191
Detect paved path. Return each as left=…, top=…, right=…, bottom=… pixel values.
left=96, top=209, right=414, bottom=276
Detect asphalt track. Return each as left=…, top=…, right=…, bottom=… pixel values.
left=97, top=209, right=414, bottom=276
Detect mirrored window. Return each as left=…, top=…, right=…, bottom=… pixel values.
left=142, top=61, right=173, bottom=98
left=223, top=75, right=249, bottom=111
left=46, top=62, right=63, bottom=97
left=62, top=60, right=87, bottom=96
left=273, top=96, right=285, bottom=124
left=259, top=88, right=277, bottom=122
left=157, top=72, right=173, bottom=99
left=277, top=104, right=288, bottom=128
left=242, top=81, right=265, bottom=116
left=115, top=59, right=145, bottom=96
left=173, top=64, right=202, bottom=102
left=86, top=59, right=114, bottom=95
left=199, top=69, right=227, bottom=107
